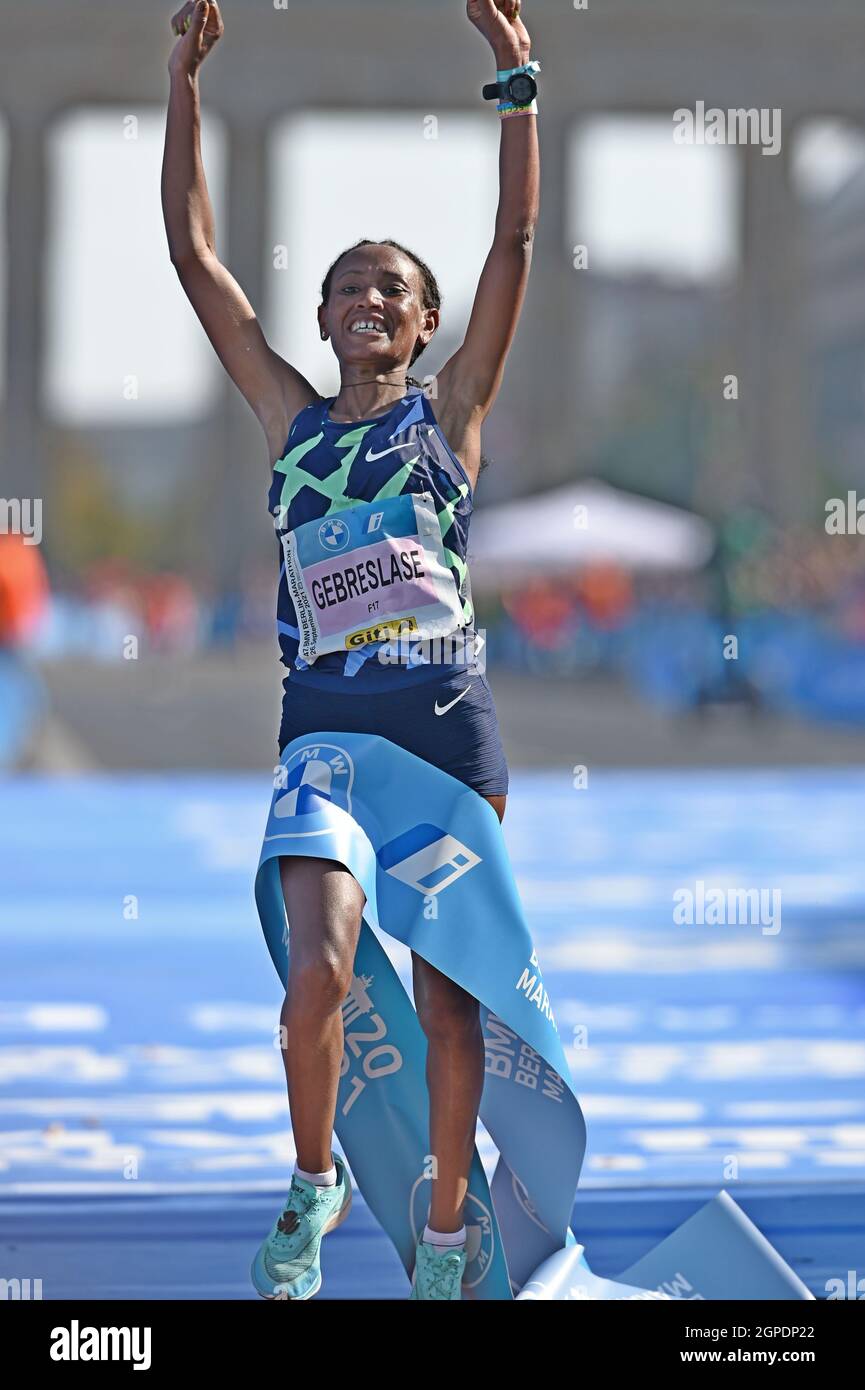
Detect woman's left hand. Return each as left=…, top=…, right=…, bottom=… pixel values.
left=466, top=0, right=531, bottom=66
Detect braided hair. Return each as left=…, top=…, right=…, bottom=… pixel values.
left=319, top=238, right=442, bottom=371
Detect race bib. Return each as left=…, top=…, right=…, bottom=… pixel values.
left=280, top=492, right=465, bottom=662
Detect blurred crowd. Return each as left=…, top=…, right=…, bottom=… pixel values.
left=5, top=511, right=865, bottom=728
left=491, top=511, right=865, bottom=656
left=4, top=554, right=277, bottom=660
left=482, top=511, right=865, bottom=722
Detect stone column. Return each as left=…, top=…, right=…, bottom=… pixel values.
left=3, top=112, right=49, bottom=506
left=737, top=130, right=816, bottom=525
left=210, top=112, right=274, bottom=591
left=483, top=104, right=576, bottom=499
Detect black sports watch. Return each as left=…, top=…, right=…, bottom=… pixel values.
left=482, top=61, right=541, bottom=108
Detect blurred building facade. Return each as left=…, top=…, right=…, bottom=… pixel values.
left=2, top=0, right=865, bottom=591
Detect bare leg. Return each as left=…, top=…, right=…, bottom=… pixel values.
left=412, top=791, right=506, bottom=1232
left=412, top=957, right=485, bottom=1231
left=278, top=856, right=366, bottom=1174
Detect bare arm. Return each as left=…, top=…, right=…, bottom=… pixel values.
left=161, top=2, right=320, bottom=465
left=437, top=2, right=538, bottom=431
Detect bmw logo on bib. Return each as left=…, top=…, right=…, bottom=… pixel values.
left=318, top=518, right=350, bottom=553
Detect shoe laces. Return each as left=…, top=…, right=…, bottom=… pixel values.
left=275, top=1177, right=323, bottom=1236
left=425, top=1249, right=464, bottom=1299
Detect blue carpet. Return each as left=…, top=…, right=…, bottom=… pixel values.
left=1, top=1184, right=859, bottom=1300
left=1, top=768, right=863, bottom=1296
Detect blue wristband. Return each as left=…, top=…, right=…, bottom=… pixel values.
left=496, top=59, right=541, bottom=82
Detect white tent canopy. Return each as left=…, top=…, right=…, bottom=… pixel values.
left=467, top=479, right=715, bottom=583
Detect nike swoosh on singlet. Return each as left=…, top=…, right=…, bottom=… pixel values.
left=365, top=442, right=420, bottom=462
left=434, top=684, right=473, bottom=716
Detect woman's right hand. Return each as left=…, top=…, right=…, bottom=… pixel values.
left=168, top=0, right=224, bottom=78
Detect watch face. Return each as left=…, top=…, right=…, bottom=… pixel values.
left=509, top=74, right=536, bottom=104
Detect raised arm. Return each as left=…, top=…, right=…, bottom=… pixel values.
left=437, top=1, right=538, bottom=429
left=161, top=1, right=320, bottom=467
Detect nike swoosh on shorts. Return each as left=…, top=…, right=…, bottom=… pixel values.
left=434, top=684, right=473, bottom=716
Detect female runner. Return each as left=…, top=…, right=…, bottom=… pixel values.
left=162, top=0, right=540, bottom=1300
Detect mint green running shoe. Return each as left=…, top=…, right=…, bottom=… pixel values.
left=250, top=1155, right=352, bottom=1300
left=409, top=1235, right=467, bottom=1300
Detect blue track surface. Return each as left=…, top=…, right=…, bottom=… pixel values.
left=1, top=769, right=863, bottom=1297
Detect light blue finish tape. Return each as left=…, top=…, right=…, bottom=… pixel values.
left=254, top=732, right=815, bottom=1301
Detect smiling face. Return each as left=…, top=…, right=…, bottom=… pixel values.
left=318, top=245, right=438, bottom=373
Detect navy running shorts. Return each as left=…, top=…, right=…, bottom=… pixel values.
left=277, top=668, right=509, bottom=798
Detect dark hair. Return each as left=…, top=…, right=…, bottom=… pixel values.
left=320, top=238, right=442, bottom=368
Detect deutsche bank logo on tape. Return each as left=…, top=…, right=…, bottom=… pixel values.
left=378, top=823, right=481, bottom=895
left=273, top=744, right=354, bottom=819
left=363, top=510, right=384, bottom=534
left=318, top=518, right=350, bottom=553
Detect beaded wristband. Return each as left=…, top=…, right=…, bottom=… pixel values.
left=498, top=101, right=538, bottom=118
